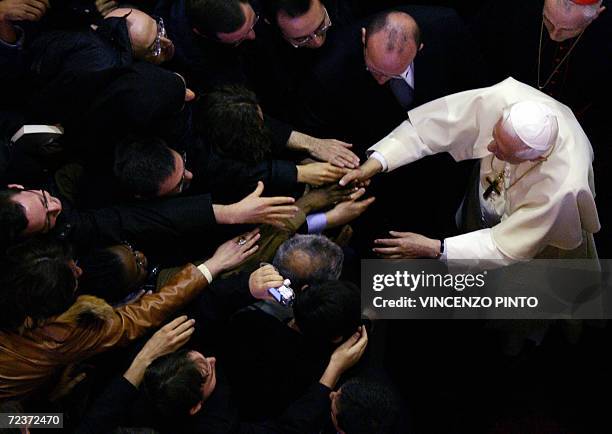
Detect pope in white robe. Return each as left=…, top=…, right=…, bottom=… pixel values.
left=340, top=78, right=600, bottom=268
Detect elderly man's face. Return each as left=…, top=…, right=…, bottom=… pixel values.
left=362, top=28, right=418, bottom=85
left=542, top=0, right=602, bottom=41
left=487, top=119, right=533, bottom=165
left=278, top=0, right=331, bottom=49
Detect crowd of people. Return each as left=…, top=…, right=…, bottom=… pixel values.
left=0, top=0, right=610, bottom=432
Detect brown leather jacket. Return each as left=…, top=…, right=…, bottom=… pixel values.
left=0, top=264, right=207, bottom=401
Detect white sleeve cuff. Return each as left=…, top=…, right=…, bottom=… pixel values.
left=443, top=228, right=515, bottom=269
left=196, top=263, right=213, bottom=284
left=369, top=152, right=389, bottom=172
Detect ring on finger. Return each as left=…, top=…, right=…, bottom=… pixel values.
left=237, top=237, right=247, bottom=246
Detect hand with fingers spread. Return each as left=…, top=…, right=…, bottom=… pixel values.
left=325, top=188, right=375, bottom=228
left=124, top=315, right=196, bottom=387
left=248, top=264, right=284, bottom=300
left=373, top=231, right=442, bottom=259
left=286, top=131, right=360, bottom=169
left=308, top=138, right=360, bottom=169
left=296, top=183, right=357, bottom=214
left=204, top=228, right=261, bottom=277
left=0, top=0, right=49, bottom=22
left=214, top=181, right=298, bottom=228
left=95, top=0, right=117, bottom=16
left=297, top=162, right=351, bottom=187
left=320, top=326, right=369, bottom=389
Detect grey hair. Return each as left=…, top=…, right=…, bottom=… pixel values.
left=272, top=234, right=344, bottom=290
left=559, top=0, right=602, bottom=19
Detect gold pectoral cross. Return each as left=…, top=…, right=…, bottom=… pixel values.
left=483, top=173, right=504, bottom=200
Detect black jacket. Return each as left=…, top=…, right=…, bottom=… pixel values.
left=295, top=5, right=490, bottom=153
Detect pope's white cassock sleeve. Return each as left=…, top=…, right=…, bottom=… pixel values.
left=368, top=78, right=600, bottom=264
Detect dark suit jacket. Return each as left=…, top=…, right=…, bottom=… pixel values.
left=51, top=184, right=217, bottom=261
left=295, top=5, right=490, bottom=153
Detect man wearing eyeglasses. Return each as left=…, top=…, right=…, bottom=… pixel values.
left=0, top=181, right=299, bottom=257
left=267, top=0, right=336, bottom=49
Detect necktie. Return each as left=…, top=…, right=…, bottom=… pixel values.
left=389, top=78, right=414, bottom=110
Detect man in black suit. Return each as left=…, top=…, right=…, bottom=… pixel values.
left=295, top=7, right=490, bottom=247
left=295, top=6, right=490, bottom=150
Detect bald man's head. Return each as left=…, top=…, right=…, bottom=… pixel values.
left=105, top=8, right=175, bottom=64
left=362, top=11, right=422, bottom=85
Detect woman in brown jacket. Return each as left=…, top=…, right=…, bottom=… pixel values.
left=0, top=229, right=260, bottom=401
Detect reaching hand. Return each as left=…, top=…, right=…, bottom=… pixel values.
left=373, top=231, right=441, bottom=259
left=297, top=183, right=356, bottom=213
left=297, top=162, right=351, bottom=187
left=308, top=138, right=360, bottom=169
left=326, top=188, right=375, bottom=228
left=123, top=316, right=195, bottom=387
left=137, top=316, right=196, bottom=364
left=330, top=326, right=368, bottom=372
left=248, top=264, right=284, bottom=300
left=225, top=182, right=298, bottom=228
left=205, top=228, right=260, bottom=276
left=0, top=0, right=49, bottom=22
left=48, top=363, right=88, bottom=402
left=339, top=158, right=383, bottom=186
left=95, top=0, right=117, bottom=16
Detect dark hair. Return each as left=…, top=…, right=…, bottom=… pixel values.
left=0, top=188, right=28, bottom=248
left=143, top=351, right=204, bottom=421
left=293, top=280, right=361, bottom=342
left=262, top=0, right=311, bottom=21
left=365, top=10, right=421, bottom=48
left=198, top=85, right=271, bottom=164
left=273, top=234, right=344, bottom=290
left=187, top=0, right=249, bottom=35
left=336, top=378, right=400, bottom=434
left=78, top=247, right=131, bottom=303
left=0, top=237, right=76, bottom=330
left=114, top=137, right=176, bottom=198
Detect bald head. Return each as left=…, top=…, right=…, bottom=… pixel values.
left=272, top=234, right=344, bottom=290
left=105, top=8, right=175, bottom=64
left=362, top=11, right=421, bottom=85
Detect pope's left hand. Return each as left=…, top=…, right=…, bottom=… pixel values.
left=373, top=231, right=441, bottom=259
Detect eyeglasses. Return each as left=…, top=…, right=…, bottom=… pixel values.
left=233, top=13, right=260, bottom=46
left=285, top=7, right=332, bottom=47
left=151, top=16, right=167, bottom=57
left=23, top=189, right=51, bottom=233
left=41, top=190, right=51, bottom=233
left=121, top=241, right=145, bottom=273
